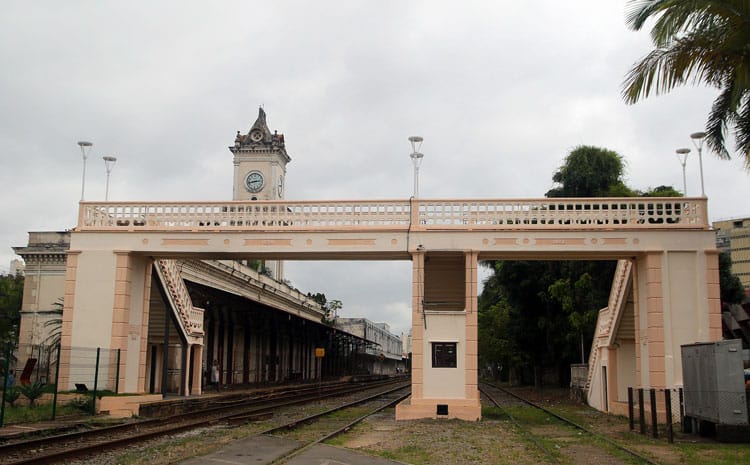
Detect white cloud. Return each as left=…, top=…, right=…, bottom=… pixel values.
left=2, top=2, right=748, bottom=334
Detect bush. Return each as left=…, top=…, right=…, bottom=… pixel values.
left=18, top=381, right=45, bottom=407
left=66, top=396, right=92, bottom=412
left=4, top=386, right=20, bottom=406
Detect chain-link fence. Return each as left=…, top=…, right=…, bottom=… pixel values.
left=1, top=343, right=120, bottom=426
left=67, top=346, right=120, bottom=394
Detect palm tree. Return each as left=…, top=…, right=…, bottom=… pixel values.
left=622, top=0, right=750, bottom=165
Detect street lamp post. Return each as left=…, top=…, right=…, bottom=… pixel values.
left=690, top=131, right=707, bottom=197
left=675, top=148, right=691, bottom=196
left=408, top=136, right=424, bottom=198
left=103, top=156, right=117, bottom=201
left=77, top=141, right=93, bottom=201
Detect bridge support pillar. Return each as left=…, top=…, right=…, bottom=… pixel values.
left=396, top=251, right=481, bottom=421
left=632, top=250, right=722, bottom=391
left=59, top=247, right=152, bottom=393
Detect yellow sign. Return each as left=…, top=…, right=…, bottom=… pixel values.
left=315, top=347, right=325, bottom=358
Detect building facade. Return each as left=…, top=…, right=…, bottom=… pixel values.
left=713, top=217, right=750, bottom=288
left=336, top=318, right=404, bottom=374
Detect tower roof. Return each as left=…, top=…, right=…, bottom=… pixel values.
left=230, top=107, right=290, bottom=162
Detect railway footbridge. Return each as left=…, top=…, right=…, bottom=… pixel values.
left=62, top=196, right=718, bottom=420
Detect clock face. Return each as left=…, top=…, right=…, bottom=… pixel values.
left=249, top=130, right=263, bottom=142
left=244, top=171, right=264, bottom=193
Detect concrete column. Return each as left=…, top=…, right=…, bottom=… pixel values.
left=464, top=251, right=479, bottom=405
left=643, top=251, right=666, bottom=388
left=192, top=344, right=203, bottom=395
left=395, top=252, right=424, bottom=420
left=59, top=251, right=81, bottom=391
left=181, top=342, right=190, bottom=396
left=411, top=252, right=425, bottom=400
left=396, top=251, right=480, bottom=421
left=705, top=251, right=722, bottom=341
left=137, top=263, right=152, bottom=393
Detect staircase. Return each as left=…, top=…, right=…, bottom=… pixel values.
left=585, top=259, right=632, bottom=393
left=154, top=259, right=204, bottom=343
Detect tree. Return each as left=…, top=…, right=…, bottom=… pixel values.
left=307, top=292, right=342, bottom=326
left=0, top=273, right=23, bottom=346
left=719, top=252, right=745, bottom=303
left=43, top=297, right=64, bottom=347
left=622, top=0, right=750, bottom=165
left=546, top=146, right=634, bottom=197
left=641, top=185, right=683, bottom=197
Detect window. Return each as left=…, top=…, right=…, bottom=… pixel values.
left=432, top=342, right=457, bottom=368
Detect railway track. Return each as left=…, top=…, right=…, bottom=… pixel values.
left=480, top=382, right=661, bottom=465
left=0, top=378, right=407, bottom=465
left=261, top=384, right=411, bottom=464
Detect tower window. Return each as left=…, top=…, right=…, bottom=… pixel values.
left=432, top=342, right=457, bottom=368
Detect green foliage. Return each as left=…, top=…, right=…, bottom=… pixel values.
left=546, top=146, right=634, bottom=198
left=43, top=297, right=64, bottom=347
left=308, top=293, right=342, bottom=325
left=322, top=299, right=342, bottom=326
left=0, top=273, right=23, bottom=346
left=479, top=260, right=616, bottom=386
left=719, top=252, right=745, bottom=304
left=622, top=0, right=750, bottom=165
left=18, top=381, right=45, bottom=407
left=66, top=395, right=93, bottom=412
left=640, top=185, right=683, bottom=197
left=4, top=386, right=20, bottom=406
left=2, top=400, right=89, bottom=424
left=480, top=145, right=643, bottom=386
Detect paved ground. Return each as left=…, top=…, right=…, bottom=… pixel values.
left=180, top=434, right=405, bottom=465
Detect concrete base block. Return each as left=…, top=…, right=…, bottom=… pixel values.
left=395, top=397, right=481, bottom=421
left=97, top=394, right=163, bottom=418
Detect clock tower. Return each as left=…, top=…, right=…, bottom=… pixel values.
left=230, top=107, right=290, bottom=201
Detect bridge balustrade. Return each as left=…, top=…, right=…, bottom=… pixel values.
left=77, top=197, right=708, bottom=231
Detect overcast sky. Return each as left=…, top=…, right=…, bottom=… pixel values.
left=2, top=1, right=749, bottom=336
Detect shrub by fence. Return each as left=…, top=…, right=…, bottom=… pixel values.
left=1, top=343, right=120, bottom=426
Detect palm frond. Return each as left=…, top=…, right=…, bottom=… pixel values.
left=706, top=84, right=734, bottom=159
left=624, top=0, right=750, bottom=160
left=733, top=94, right=750, bottom=167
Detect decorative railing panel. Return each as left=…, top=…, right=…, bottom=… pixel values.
left=155, top=259, right=204, bottom=337
left=78, top=198, right=708, bottom=231
left=585, top=259, right=633, bottom=391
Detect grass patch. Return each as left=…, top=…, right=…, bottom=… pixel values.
left=482, top=405, right=508, bottom=420
left=505, top=405, right=561, bottom=426
left=1, top=402, right=86, bottom=424
left=326, top=406, right=370, bottom=419
left=374, top=444, right=433, bottom=464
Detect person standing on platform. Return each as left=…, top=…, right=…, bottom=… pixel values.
left=211, top=360, right=220, bottom=392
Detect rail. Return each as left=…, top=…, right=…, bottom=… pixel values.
left=77, top=197, right=709, bottom=231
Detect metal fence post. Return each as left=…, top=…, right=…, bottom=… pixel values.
left=51, top=344, right=62, bottom=420
left=665, top=389, right=674, bottom=443
left=627, top=387, right=634, bottom=431
left=679, top=387, right=687, bottom=433
left=115, top=349, right=121, bottom=394
left=638, top=388, right=646, bottom=434
left=650, top=388, right=658, bottom=438
left=0, top=342, right=12, bottom=427
left=91, top=347, right=101, bottom=415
